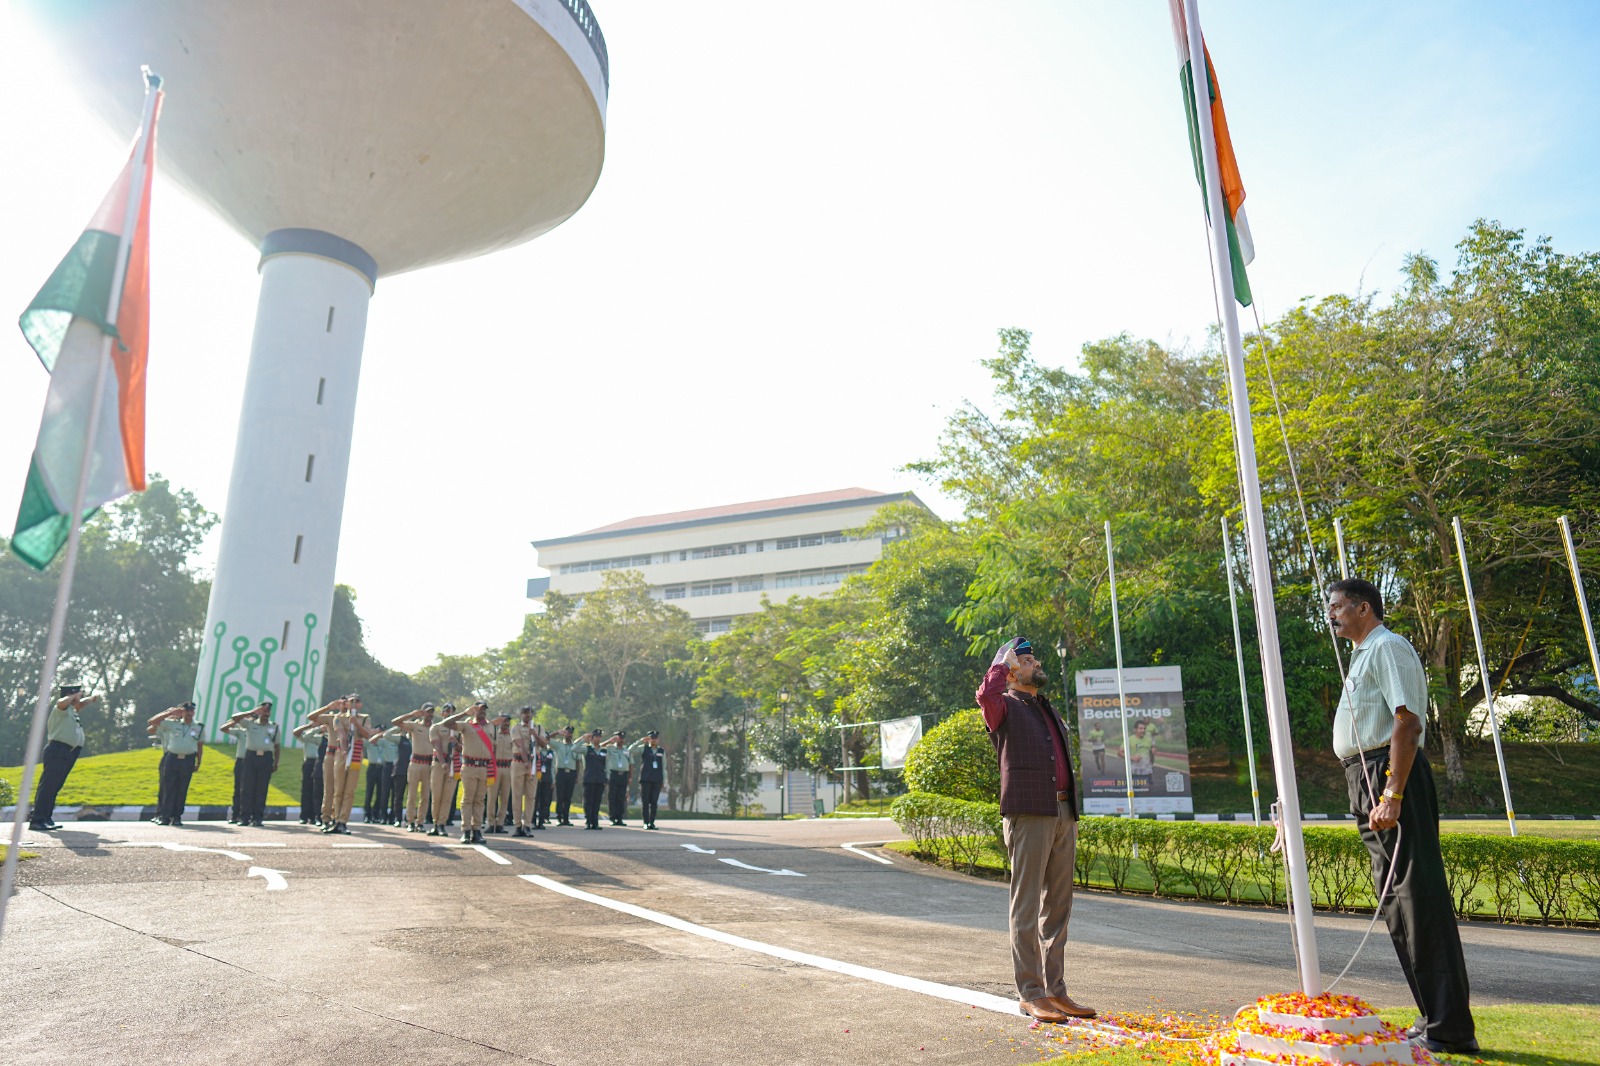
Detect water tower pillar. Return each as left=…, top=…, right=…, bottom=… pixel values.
left=194, top=228, right=376, bottom=739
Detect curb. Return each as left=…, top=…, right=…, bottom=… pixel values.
left=6, top=806, right=1599, bottom=824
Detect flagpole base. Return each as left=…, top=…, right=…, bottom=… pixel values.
left=1215, top=994, right=1419, bottom=1066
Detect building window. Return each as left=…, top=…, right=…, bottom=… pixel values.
left=561, top=555, right=656, bottom=575
left=737, top=576, right=764, bottom=592
left=774, top=565, right=869, bottom=589
left=663, top=585, right=686, bottom=600
left=695, top=617, right=734, bottom=636
left=776, top=530, right=862, bottom=550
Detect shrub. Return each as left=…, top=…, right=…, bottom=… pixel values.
left=889, top=791, right=1004, bottom=874
left=903, top=709, right=999, bottom=803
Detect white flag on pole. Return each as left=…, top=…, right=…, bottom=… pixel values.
left=879, top=716, right=923, bottom=769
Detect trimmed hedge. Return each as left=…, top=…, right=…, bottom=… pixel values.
left=891, top=792, right=1600, bottom=925
left=902, top=709, right=999, bottom=804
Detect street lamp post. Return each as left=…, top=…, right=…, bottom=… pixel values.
left=778, top=689, right=790, bottom=818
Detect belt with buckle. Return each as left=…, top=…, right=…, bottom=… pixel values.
left=1056, top=790, right=1073, bottom=802
left=411, top=755, right=433, bottom=764
left=464, top=757, right=492, bottom=768
left=1340, top=745, right=1388, bottom=768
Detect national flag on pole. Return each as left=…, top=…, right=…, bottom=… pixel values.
left=1170, top=0, right=1253, bottom=307
left=12, top=90, right=162, bottom=570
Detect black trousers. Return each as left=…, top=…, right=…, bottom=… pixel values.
left=239, top=752, right=275, bottom=823
left=365, top=763, right=390, bottom=820
left=641, top=779, right=661, bottom=826
left=32, top=740, right=81, bottom=823
left=158, top=753, right=197, bottom=822
left=582, top=781, right=605, bottom=827
left=535, top=772, right=553, bottom=824
left=301, top=757, right=323, bottom=820
left=1345, top=752, right=1474, bottom=1047
left=555, top=768, right=577, bottom=822
left=389, top=769, right=407, bottom=822
left=607, top=771, right=629, bottom=821
left=231, top=756, right=245, bottom=820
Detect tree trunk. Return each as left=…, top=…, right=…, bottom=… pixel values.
left=1424, top=616, right=1469, bottom=788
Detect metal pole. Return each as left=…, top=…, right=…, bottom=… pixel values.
left=1104, top=522, right=1138, bottom=818
left=1333, top=517, right=1350, bottom=580
left=1177, top=0, right=1321, bottom=993
left=1559, top=516, right=1600, bottom=721
left=1, top=72, right=162, bottom=943
left=1222, top=518, right=1262, bottom=826
left=1452, top=517, right=1517, bottom=835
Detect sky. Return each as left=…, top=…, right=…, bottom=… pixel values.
left=2, top=1, right=1597, bottom=673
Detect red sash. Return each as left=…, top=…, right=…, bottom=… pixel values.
left=470, top=723, right=497, bottom=781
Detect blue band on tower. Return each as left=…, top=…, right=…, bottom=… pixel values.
left=259, top=228, right=378, bottom=288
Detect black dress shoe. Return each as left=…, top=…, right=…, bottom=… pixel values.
left=28, top=822, right=51, bottom=832
left=1404, top=1020, right=1424, bottom=1041
left=1412, top=1036, right=1479, bottom=1055
left=44, top=821, right=62, bottom=830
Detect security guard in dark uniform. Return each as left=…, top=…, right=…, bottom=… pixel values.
left=636, top=730, right=667, bottom=830
left=580, top=729, right=608, bottom=830
left=534, top=741, right=555, bottom=828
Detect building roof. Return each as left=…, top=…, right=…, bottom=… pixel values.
left=532, top=488, right=924, bottom=548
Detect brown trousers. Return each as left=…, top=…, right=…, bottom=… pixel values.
left=321, top=750, right=340, bottom=821
left=1001, top=802, right=1078, bottom=1003
left=511, top=766, right=535, bottom=828
left=460, top=767, right=489, bottom=830
left=430, top=763, right=454, bottom=826
left=490, top=765, right=513, bottom=825
left=406, top=760, right=432, bottom=824
left=330, top=758, right=363, bottom=823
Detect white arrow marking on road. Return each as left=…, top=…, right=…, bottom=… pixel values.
left=681, top=844, right=717, bottom=854
left=247, top=866, right=288, bottom=891
left=718, top=857, right=804, bottom=877
left=519, top=875, right=1020, bottom=1016
left=840, top=841, right=899, bottom=865
left=120, top=841, right=252, bottom=862
left=471, top=844, right=511, bottom=866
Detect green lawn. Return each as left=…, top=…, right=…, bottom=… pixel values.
left=2, top=745, right=304, bottom=808
left=1036, top=1003, right=1599, bottom=1066
left=1190, top=742, right=1600, bottom=817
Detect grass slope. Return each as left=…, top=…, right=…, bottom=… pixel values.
left=2, top=745, right=305, bottom=808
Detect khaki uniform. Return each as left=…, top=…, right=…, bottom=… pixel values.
left=510, top=723, right=538, bottom=830
left=326, top=712, right=368, bottom=824
left=429, top=722, right=456, bottom=826
left=489, top=729, right=515, bottom=828
left=451, top=718, right=496, bottom=832
left=403, top=720, right=436, bottom=825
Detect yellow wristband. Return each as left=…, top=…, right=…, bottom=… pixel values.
left=1382, top=788, right=1403, bottom=801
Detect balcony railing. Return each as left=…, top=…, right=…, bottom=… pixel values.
left=557, top=0, right=610, bottom=92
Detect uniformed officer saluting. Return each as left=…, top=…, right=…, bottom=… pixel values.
left=602, top=730, right=633, bottom=826
left=441, top=702, right=496, bottom=844
left=549, top=725, right=580, bottom=827
left=580, top=729, right=609, bottom=830
left=634, top=730, right=667, bottom=831
left=221, top=701, right=280, bottom=828
left=389, top=703, right=437, bottom=833
left=147, top=702, right=203, bottom=827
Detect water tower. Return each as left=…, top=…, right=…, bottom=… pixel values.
left=22, top=1, right=608, bottom=737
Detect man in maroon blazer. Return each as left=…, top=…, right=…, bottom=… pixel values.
left=977, top=637, right=1095, bottom=1024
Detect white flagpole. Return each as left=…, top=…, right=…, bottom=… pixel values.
left=1452, top=517, right=1518, bottom=836
left=1222, top=518, right=1262, bottom=826
left=1177, top=0, right=1321, bottom=993
left=1558, top=516, right=1600, bottom=723
left=0, top=70, right=161, bottom=943
left=1104, top=521, right=1138, bottom=817
left=1333, top=517, right=1350, bottom=580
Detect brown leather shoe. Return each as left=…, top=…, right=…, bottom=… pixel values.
left=1020, top=999, right=1071, bottom=1023
left=1048, top=994, right=1097, bottom=1019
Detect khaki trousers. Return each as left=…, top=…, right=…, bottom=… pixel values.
left=460, top=767, right=489, bottom=830
left=430, top=763, right=454, bottom=826
left=1001, top=803, right=1078, bottom=1003
left=331, top=758, right=363, bottom=823
left=490, top=765, right=513, bottom=825
left=406, top=760, right=432, bottom=823
left=511, top=766, right=535, bottom=828
left=321, top=750, right=340, bottom=821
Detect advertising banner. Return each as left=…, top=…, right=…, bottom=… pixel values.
left=879, top=716, right=924, bottom=769
left=1075, top=665, right=1192, bottom=814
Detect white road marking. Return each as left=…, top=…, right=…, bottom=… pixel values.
left=717, top=857, right=804, bottom=877
left=227, top=842, right=286, bottom=847
left=247, top=866, right=288, bottom=890
left=519, top=875, right=1020, bottom=1016
left=840, top=841, right=898, bottom=865
left=681, top=844, right=717, bottom=854
left=331, top=842, right=385, bottom=848
left=471, top=844, right=511, bottom=865
left=119, top=841, right=253, bottom=862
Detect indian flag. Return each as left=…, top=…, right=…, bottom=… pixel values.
left=12, top=88, right=162, bottom=571
left=1170, top=0, right=1253, bottom=307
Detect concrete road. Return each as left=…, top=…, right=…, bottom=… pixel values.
left=4, top=816, right=1595, bottom=1065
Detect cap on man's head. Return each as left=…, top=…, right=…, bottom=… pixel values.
left=422, top=702, right=436, bottom=711
left=520, top=705, right=533, bottom=713
left=1012, top=638, right=1034, bottom=658
left=646, top=730, right=659, bottom=739
left=259, top=700, right=274, bottom=711
left=443, top=703, right=456, bottom=713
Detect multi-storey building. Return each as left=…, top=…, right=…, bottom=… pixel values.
left=528, top=487, right=929, bottom=635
